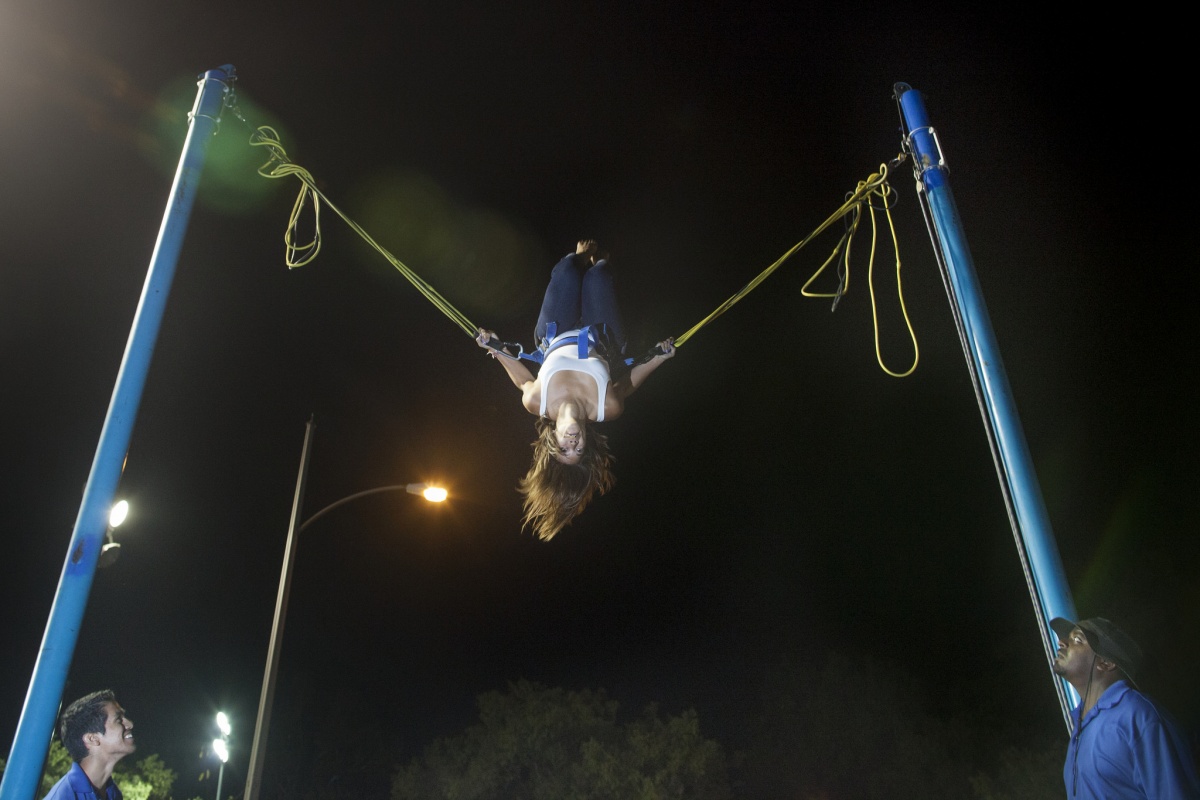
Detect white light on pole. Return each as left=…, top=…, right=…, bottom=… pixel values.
left=212, top=712, right=230, bottom=800
left=99, top=500, right=130, bottom=569
left=108, top=500, right=130, bottom=528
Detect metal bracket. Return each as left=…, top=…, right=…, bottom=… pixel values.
left=904, top=125, right=948, bottom=175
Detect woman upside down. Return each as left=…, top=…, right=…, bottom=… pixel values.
left=476, top=239, right=675, bottom=540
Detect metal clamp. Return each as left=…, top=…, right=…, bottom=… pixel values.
left=904, top=125, right=948, bottom=174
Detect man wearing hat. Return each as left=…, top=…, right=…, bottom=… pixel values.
left=1051, top=617, right=1199, bottom=799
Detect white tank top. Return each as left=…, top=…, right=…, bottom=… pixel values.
left=538, top=329, right=610, bottom=421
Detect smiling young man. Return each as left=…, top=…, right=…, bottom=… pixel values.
left=1051, top=617, right=1200, bottom=799
left=43, top=690, right=135, bottom=800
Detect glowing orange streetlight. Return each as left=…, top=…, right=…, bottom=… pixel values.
left=412, top=483, right=448, bottom=503
left=297, top=483, right=448, bottom=532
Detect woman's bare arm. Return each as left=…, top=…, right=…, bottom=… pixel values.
left=477, top=328, right=537, bottom=389
left=610, top=337, right=676, bottom=406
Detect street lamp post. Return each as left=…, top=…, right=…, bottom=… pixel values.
left=241, top=419, right=446, bottom=800
left=213, top=711, right=231, bottom=800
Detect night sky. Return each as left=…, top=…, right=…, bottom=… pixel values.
left=2, top=1, right=1196, bottom=797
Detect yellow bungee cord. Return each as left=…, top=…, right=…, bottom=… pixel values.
left=247, top=125, right=478, bottom=337
left=232, top=94, right=915, bottom=375
left=674, top=162, right=918, bottom=377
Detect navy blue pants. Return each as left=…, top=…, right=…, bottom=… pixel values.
left=534, top=253, right=626, bottom=352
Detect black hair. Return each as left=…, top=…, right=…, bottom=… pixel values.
left=59, top=690, right=116, bottom=762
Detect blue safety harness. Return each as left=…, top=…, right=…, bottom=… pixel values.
left=501, top=322, right=633, bottom=367
left=485, top=322, right=665, bottom=375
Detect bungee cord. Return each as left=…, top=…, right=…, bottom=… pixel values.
left=224, top=85, right=917, bottom=375
left=675, top=161, right=918, bottom=377
left=249, top=125, right=478, bottom=337
left=221, top=83, right=479, bottom=338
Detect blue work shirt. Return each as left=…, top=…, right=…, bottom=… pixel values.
left=1065, top=680, right=1200, bottom=799
left=42, top=762, right=122, bottom=800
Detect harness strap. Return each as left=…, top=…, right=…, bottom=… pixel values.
left=502, top=323, right=640, bottom=368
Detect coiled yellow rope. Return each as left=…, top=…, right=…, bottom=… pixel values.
left=674, top=162, right=918, bottom=377
left=248, top=126, right=477, bottom=336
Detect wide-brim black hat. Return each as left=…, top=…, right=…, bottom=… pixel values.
left=1051, top=617, right=1143, bottom=686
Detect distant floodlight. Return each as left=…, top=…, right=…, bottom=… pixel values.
left=212, top=713, right=231, bottom=800
left=406, top=483, right=447, bottom=503
left=108, top=500, right=129, bottom=529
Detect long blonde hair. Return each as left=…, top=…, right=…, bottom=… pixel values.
left=518, top=417, right=615, bottom=540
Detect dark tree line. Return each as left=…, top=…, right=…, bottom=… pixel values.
left=243, top=651, right=1066, bottom=800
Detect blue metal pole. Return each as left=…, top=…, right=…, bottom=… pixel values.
left=894, top=84, right=1079, bottom=720
left=0, top=65, right=235, bottom=800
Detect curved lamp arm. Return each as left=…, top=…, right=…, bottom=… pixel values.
left=299, top=484, right=446, bottom=533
